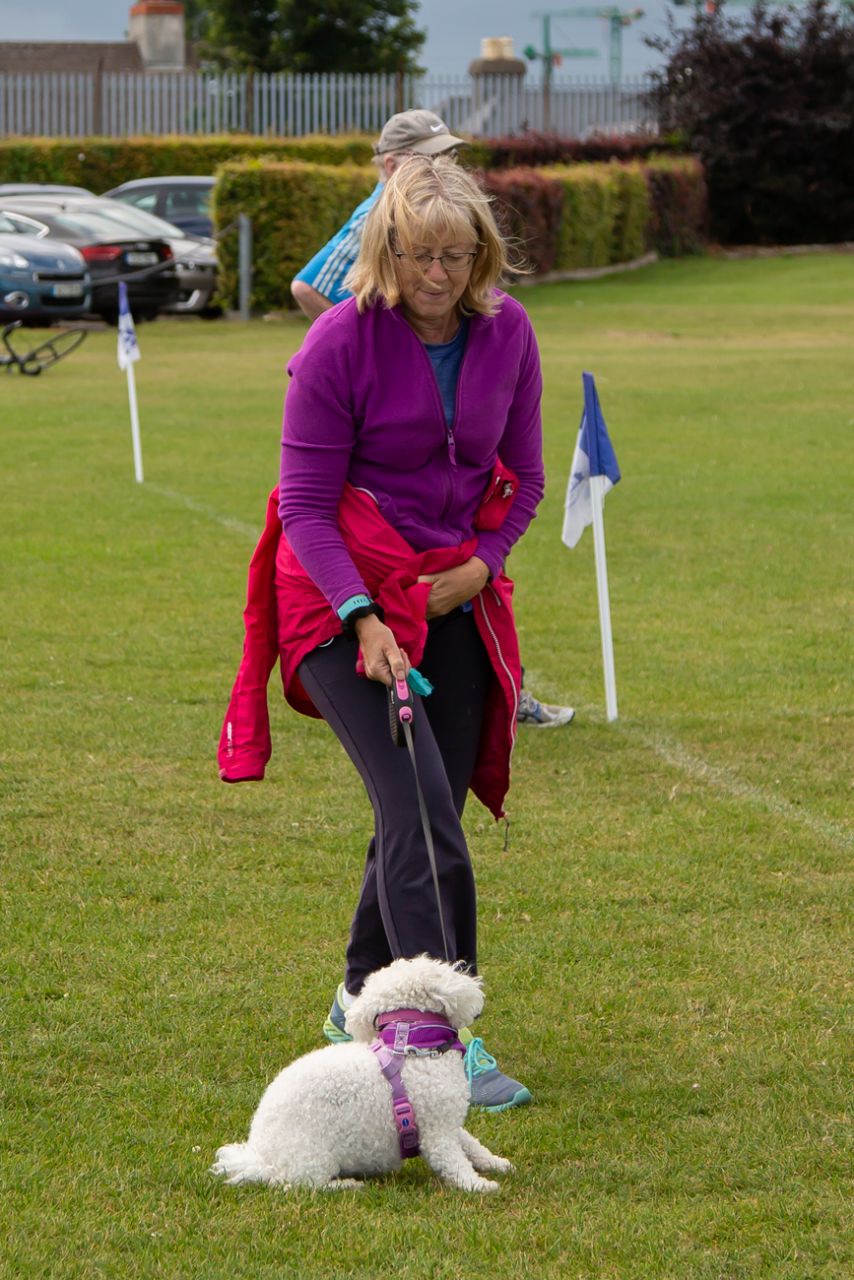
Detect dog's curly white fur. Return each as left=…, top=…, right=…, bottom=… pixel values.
left=211, top=956, right=513, bottom=1192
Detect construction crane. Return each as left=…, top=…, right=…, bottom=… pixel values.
left=523, top=20, right=600, bottom=82
left=532, top=8, right=645, bottom=83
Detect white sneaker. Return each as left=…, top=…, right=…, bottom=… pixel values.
left=517, top=688, right=575, bottom=727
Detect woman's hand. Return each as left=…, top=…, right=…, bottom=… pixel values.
left=417, top=555, right=490, bottom=619
left=354, top=614, right=411, bottom=686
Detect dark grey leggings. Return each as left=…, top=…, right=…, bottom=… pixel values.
left=298, top=607, right=491, bottom=994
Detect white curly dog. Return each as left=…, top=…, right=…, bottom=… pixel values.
left=212, top=956, right=513, bottom=1192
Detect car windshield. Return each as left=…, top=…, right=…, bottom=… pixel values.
left=0, top=213, right=20, bottom=233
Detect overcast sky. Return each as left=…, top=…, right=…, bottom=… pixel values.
left=0, top=0, right=692, bottom=79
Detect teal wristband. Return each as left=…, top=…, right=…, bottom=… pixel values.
left=337, top=593, right=372, bottom=621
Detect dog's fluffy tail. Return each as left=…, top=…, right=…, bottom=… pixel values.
left=211, top=1142, right=278, bottom=1186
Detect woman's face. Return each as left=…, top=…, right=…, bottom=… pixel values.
left=392, top=225, right=478, bottom=331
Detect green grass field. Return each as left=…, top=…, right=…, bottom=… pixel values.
left=2, top=255, right=852, bottom=1279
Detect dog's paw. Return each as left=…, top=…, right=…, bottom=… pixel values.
left=447, top=1173, right=501, bottom=1192
left=492, top=1156, right=514, bottom=1174
left=473, top=1177, right=500, bottom=1193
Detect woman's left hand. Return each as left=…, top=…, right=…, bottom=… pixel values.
left=417, top=555, right=490, bottom=619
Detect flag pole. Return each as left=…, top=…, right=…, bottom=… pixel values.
left=117, top=280, right=143, bottom=483
left=126, top=358, right=144, bottom=484
left=562, top=371, right=621, bottom=722
left=590, top=472, right=618, bottom=721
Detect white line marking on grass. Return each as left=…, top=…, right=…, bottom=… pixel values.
left=147, top=484, right=259, bottom=542
left=147, top=497, right=852, bottom=854
left=633, top=726, right=853, bottom=853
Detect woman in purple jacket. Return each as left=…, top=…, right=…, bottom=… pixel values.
left=280, top=156, right=545, bottom=1111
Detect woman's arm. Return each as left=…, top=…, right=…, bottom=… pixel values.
left=279, top=315, right=370, bottom=613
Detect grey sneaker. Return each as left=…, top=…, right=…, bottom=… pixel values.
left=464, top=1037, right=533, bottom=1112
left=322, top=983, right=352, bottom=1044
left=517, top=688, right=575, bottom=728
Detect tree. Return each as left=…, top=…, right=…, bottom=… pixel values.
left=647, top=0, right=854, bottom=244
left=185, top=0, right=286, bottom=72
left=182, top=0, right=214, bottom=46
left=184, top=0, right=426, bottom=74
left=280, top=0, right=426, bottom=73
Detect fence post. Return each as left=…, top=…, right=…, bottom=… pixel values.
left=245, top=69, right=254, bottom=133
left=93, top=61, right=104, bottom=135
left=238, top=213, right=252, bottom=322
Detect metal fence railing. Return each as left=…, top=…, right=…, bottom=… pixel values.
left=0, top=70, right=654, bottom=140
left=419, top=74, right=654, bottom=138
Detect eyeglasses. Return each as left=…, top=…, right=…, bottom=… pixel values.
left=392, top=248, right=478, bottom=273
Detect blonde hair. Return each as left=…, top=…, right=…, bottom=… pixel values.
left=346, top=155, right=511, bottom=317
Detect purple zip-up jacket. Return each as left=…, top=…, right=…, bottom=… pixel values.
left=279, top=291, right=545, bottom=613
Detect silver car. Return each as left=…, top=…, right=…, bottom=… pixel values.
left=103, top=176, right=214, bottom=239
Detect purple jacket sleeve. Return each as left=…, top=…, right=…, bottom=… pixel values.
left=278, top=310, right=369, bottom=613
left=474, top=314, right=545, bottom=576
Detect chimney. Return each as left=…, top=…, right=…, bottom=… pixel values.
left=129, top=0, right=186, bottom=71
left=468, top=36, right=527, bottom=79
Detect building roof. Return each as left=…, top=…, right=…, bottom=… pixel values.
left=0, top=42, right=145, bottom=75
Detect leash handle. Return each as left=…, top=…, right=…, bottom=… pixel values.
left=388, top=675, right=414, bottom=748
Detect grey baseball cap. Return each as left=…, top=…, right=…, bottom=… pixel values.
left=374, top=109, right=467, bottom=157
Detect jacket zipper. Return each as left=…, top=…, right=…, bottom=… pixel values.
left=416, top=328, right=464, bottom=520
left=476, top=592, right=519, bottom=734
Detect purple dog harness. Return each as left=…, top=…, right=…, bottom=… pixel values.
left=370, top=1009, right=466, bottom=1159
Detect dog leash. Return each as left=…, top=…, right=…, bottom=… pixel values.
left=387, top=675, right=451, bottom=963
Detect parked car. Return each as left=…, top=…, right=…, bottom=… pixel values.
left=0, top=200, right=178, bottom=323
left=0, top=213, right=91, bottom=323
left=12, top=194, right=219, bottom=316
left=103, top=176, right=215, bottom=239
left=0, top=184, right=94, bottom=197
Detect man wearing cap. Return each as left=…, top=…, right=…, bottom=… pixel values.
left=290, top=110, right=464, bottom=323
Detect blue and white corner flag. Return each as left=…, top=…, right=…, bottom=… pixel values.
left=562, top=371, right=621, bottom=550
left=562, top=371, right=621, bottom=721
left=117, top=282, right=144, bottom=482
left=117, top=281, right=140, bottom=371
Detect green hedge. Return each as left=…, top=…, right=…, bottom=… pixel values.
left=213, top=154, right=706, bottom=311
left=213, top=159, right=376, bottom=314
left=1, top=135, right=705, bottom=310
left=611, top=163, right=651, bottom=264
left=0, top=134, right=376, bottom=191
left=0, top=132, right=687, bottom=191
left=541, top=163, right=622, bottom=270
left=0, top=131, right=686, bottom=193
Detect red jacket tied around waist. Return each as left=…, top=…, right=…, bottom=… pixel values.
left=218, top=483, right=521, bottom=819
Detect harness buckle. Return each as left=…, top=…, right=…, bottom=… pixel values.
left=393, top=1098, right=419, bottom=1153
